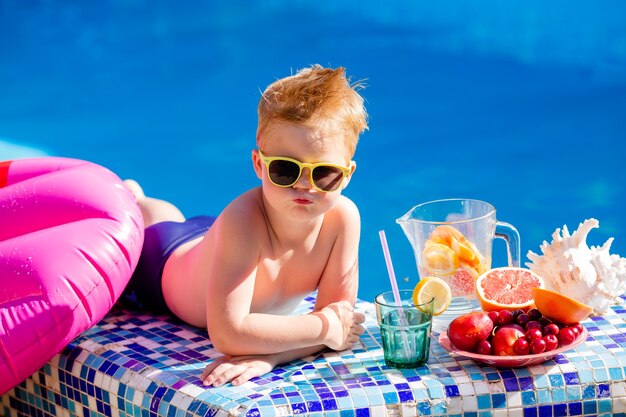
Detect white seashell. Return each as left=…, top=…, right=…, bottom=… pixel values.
left=526, top=218, right=626, bottom=314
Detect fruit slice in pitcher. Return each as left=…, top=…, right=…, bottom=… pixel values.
left=429, top=225, right=465, bottom=246
left=425, top=225, right=485, bottom=278
left=447, top=263, right=479, bottom=297
left=450, top=235, right=477, bottom=262
left=422, top=242, right=459, bottom=275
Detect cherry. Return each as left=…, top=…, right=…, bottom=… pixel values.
left=527, top=308, right=542, bottom=321
left=498, top=310, right=515, bottom=325
left=539, top=317, right=553, bottom=327
left=511, top=309, right=524, bottom=319
left=543, top=323, right=560, bottom=336
left=526, top=321, right=542, bottom=331
left=530, top=338, right=547, bottom=354
left=543, top=334, right=559, bottom=351
left=515, top=313, right=530, bottom=327
left=488, top=311, right=500, bottom=323
left=568, top=325, right=580, bottom=336
left=558, top=328, right=576, bottom=345
left=571, top=323, right=584, bottom=335
left=525, top=328, right=543, bottom=342
left=476, top=340, right=492, bottom=355
left=513, top=338, right=530, bottom=355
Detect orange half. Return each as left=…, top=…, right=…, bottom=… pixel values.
left=429, top=225, right=464, bottom=246
left=531, top=287, right=593, bottom=325
left=422, top=242, right=459, bottom=276
left=450, top=235, right=478, bottom=262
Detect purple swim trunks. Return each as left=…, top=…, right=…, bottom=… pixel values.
left=122, top=215, right=216, bottom=313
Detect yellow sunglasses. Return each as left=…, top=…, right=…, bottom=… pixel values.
left=258, top=150, right=353, bottom=192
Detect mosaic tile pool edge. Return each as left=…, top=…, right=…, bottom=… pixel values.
left=3, top=295, right=626, bottom=417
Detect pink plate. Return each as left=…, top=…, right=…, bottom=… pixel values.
left=438, top=327, right=588, bottom=367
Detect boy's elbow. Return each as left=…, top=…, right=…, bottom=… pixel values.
left=209, top=328, right=248, bottom=356
left=211, top=337, right=236, bottom=356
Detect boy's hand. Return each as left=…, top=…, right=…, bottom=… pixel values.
left=319, top=301, right=365, bottom=351
left=200, top=354, right=277, bottom=387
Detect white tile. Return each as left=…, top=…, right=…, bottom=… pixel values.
left=507, top=392, right=522, bottom=407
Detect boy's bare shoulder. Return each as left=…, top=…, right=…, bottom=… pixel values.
left=214, top=188, right=271, bottom=241
left=219, top=188, right=264, bottom=223
left=205, top=188, right=266, bottom=255
left=331, top=195, right=360, bottom=219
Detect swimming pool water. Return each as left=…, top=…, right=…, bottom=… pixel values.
left=2, top=1, right=625, bottom=303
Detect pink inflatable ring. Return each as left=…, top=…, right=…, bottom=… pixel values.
left=0, top=157, right=144, bottom=395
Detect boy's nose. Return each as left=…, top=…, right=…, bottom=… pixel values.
left=293, top=168, right=314, bottom=190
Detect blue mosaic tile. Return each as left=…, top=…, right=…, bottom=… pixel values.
left=381, top=391, right=398, bottom=404
left=355, top=408, right=370, bottom=417
left=581, top=385, right=595, bottom=399
left=553, top=403, right=568, bottom=416
left=563, top=372, right=580, bottom=385
left=577, top=368, right=594, bottom=383
left=491, top=393, right=506, bottom=409
left=584, top=400, right=598, bottom=415
left=444, top=385, right=460, bottom=397
left=567, top=386, right=582, bottom=401
left=477, top=394, right=491, bottom=409
left=548, top=373, right=563, bottom=387
left=522, top=391, right=537, bottom=406
left=503, top=378, right=519, bottom=391
left=568, top=401, right=583, bottom=415
left=523, top=408, right=538, bottom=417
left=416, top=401, right=433, bottom=415
left=518, top=376, right=534, bottom=391
left=537, top=404, right=552, bottom=417
left=485, top=372, right=501, bottom=381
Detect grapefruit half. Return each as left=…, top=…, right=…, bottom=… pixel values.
left=476, top=267, right=544, bottom=311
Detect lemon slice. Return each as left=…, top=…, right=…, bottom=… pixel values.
left=412, top=276, right=452, bottom=316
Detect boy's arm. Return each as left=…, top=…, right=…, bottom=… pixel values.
left=205, top=196, right=363, bottom=356
left=314, top=197, right=361, bottom=310
left=211, top=302, right=362, bottom=356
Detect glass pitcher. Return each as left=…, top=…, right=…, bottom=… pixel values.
left=397, top=199, right=520, bottom=328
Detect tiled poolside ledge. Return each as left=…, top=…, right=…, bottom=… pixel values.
left=3, top=295, right=626, bottom=417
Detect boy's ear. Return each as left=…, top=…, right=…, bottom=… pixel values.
left=252, top=149, right=263, bottom=180
left=342, top=161, right=357, bottom=189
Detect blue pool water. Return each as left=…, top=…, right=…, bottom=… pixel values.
left=2, top=1, right=625, bottom=303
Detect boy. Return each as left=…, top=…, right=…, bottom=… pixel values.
left=124, top=65, right=368, bottom=387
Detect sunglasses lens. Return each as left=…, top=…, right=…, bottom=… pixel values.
left=312, top=166, right=345, bottom=191
left=268, top=160, right=300, bottom=186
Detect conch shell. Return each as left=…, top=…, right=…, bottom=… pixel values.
left=526, top=218, right=626, bottom=314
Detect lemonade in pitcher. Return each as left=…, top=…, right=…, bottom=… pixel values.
left=419, top=225, right=490, bottom=298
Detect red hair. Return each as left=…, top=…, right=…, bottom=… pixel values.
left=257, top=65, right=368, bottom=158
